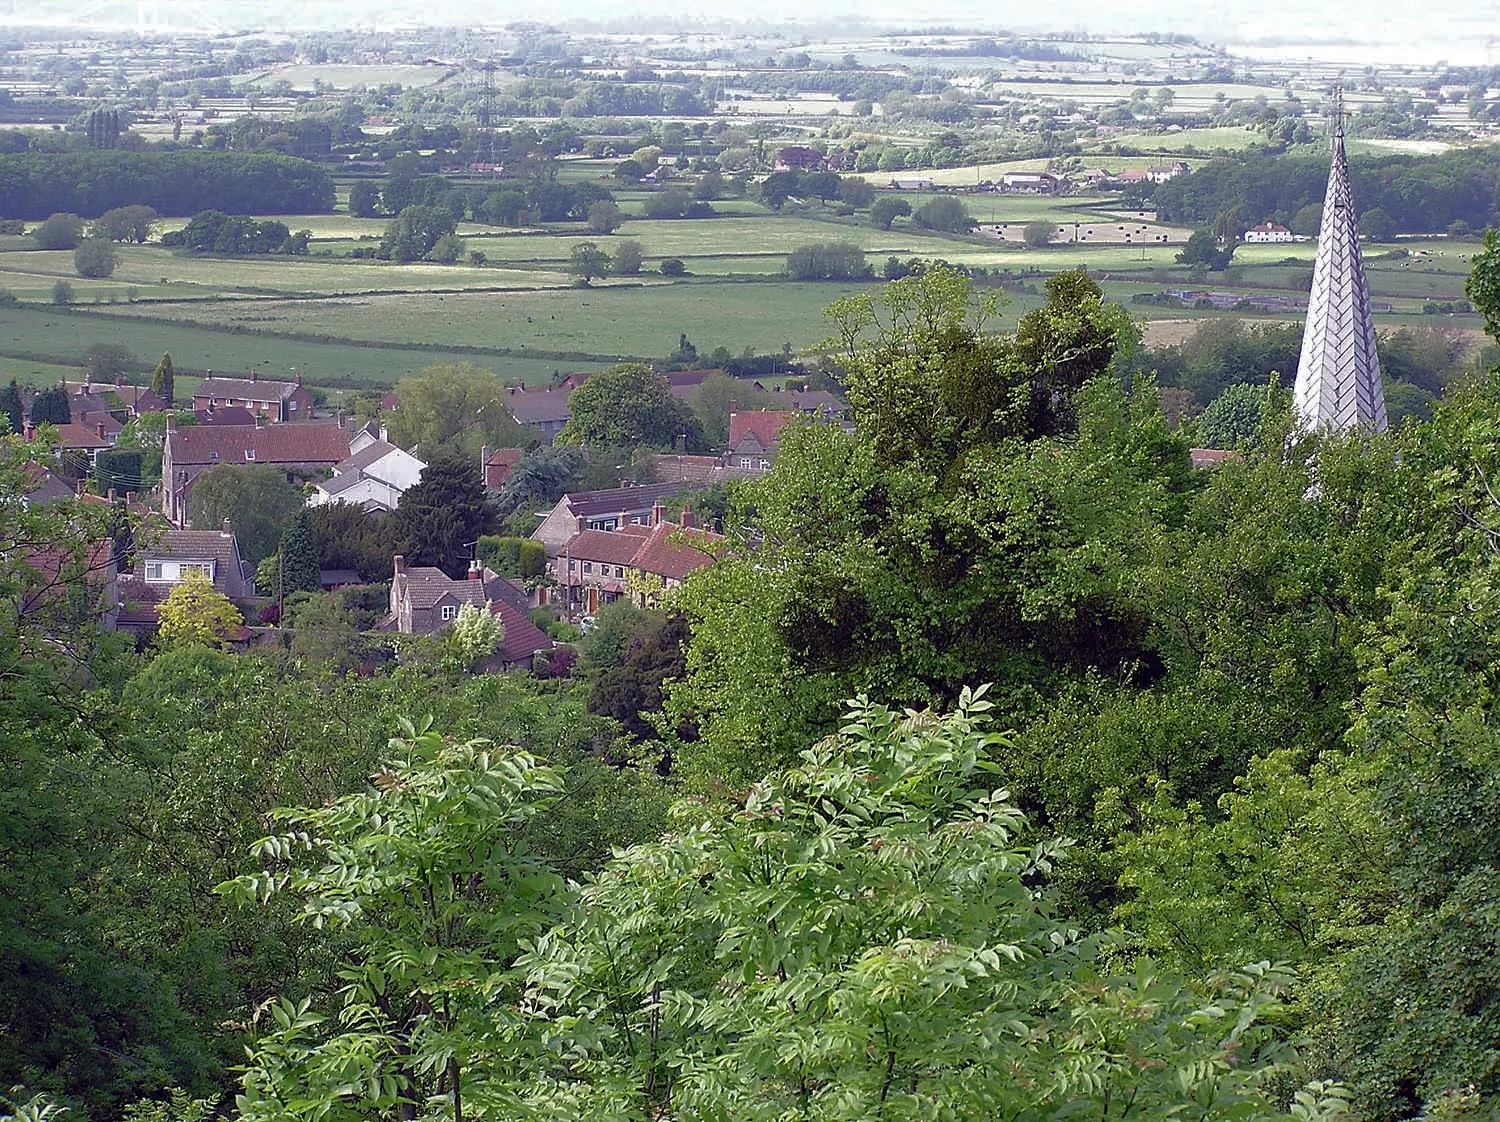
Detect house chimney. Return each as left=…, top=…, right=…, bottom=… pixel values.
left=295, top=372, right=302, bottom=386
left=23, top=422, right=34, bottom=442
left=254, top=413, right=265, bottom=429
left=76, top=478, right=86, bottom=496
left=126, top=491, right=136, bottom=505
left=651, top=500, right=665, bottom=526
left=249, top=369, right=257, bottom=382
left=468, top=559, right=482, bottom=581
left=221, top=518, right=231, bottom=534
left=393, top=554, right=406, bottom=576
left=107, top=488, right=117, bottom=502
left=576, top=515, right=587, bottom=532
left=680, top=504, right=695, bottom=529
left=96, top=420, right=106, bottom=438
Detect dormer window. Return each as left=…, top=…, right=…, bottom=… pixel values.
left=245, top=450, right=256, bottom=462
left=440, top=604, right=457, bottom=621
left=208, top=451, right=219, bottom=462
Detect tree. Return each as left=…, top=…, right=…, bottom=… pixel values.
left=1197, top=382, right=1275, bottom=449
left=660, top=257, right=686, bottom=276
left=912, top=195, right=972, bottom=232
left=1022, top=221, right=1054, bottom=248
left=586, top=199, right=621, bottom=234
left=613, top=158, right=644, bottom=183
left=643, top=187, right=691, bottom=219
left=869, top=196, right=911, bottom=230
left=0, top=380, right=21, bottom=434
left=187, top=464, right=306, bottom=564
left=1291, top=203, right=1323, bottom=237
left=425, top=233, right=463, bottom=263
left=690, top=371, right=775, bottom=447
left=1468, top=227, right=1500, bottom=343
left=380, top=204, right=457, bottom=262
left=150, top=352, right=175, bottom=407
left=693, top=169, right=723, bottom=200
left=837, top=175, right=875, bottom=208
left=384, top=362, right=525, bottom=458
left=492, top=445, right=586, bottom=518
left=1360, top=206, right=1396, bottom=241
left=1176, top=229, right=1235, bottom=270
left=391, top=454, right=495, bottom=576
left=611, top=238, right=644, bottom=276
left=32, top=212, right=83, bottom=250
left=93, top=205, right=157, bottom=243
left=785, top=241, right=871, bottom=280
left=50, top=280, right=73, bottom=306
left=568, top=241, right=611, bottom=286
left=446, top=602, right=504, bottom=669
left=156, top=572, right=243, bottom=650
left=84, top=342, right=133, bottom=382
left=347, top=179, right=381, bottom=218
left=276, top=510, right=321, bottom=594
left=557, top=364, right=705, bottom=451
left=28, top=384, right=70, bottom=424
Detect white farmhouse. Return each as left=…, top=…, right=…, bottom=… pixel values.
left=308, top=439, right=426, bottom=514
left=1243, top=222, right=1296, bottom=244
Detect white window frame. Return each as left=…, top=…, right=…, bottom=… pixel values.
left=145, top=561, right=164, bottom=581
left=440, top=604, right=458, bottom=621
left=245, top=450, right=256, bottom=462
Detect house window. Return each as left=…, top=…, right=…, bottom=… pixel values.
left=759, top=459, right=770, bottom=470
left=289, top=400, right=298, bottom=411
left=208, top=451, right=219, bottom=462
left=614, top=566, right=623, bottom=578
left=145, top=561, right=164, bottom=580
left=583, top=562, right=593, bottom=574
left=245, top=450, right=256, bottom=462
left=180, top=562, right=212, bottom=580
left=738, top=458, right=753, bottom=469
left=440, top=604, right=457, bottom=621
left=568, top=559, right=576, bottom=571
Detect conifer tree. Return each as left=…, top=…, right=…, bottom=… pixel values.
left=150, top=353, right=175, bottom=408
left=277, top=511, right=322, bottom=595
left=0, top=380, right=22, bottom=435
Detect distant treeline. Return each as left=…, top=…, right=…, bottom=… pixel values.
left=1153, top=147, right=1500, bottom=234
left=0, top=150, right=335, bottom=220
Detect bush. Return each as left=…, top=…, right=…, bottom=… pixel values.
left=51, top=280, right=74, bottom=306
left=644, top=188, right=692, bottom=220
left=612, top=239, right=645, bottom=276
left=74, top=236, right=117, bottom=278
left=912, top=196, right=972, bottom=233
left=1022, top=221, right=1054, bottom=248
left=660, top=258, right=687, bottom=276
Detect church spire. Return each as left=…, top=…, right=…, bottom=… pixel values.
left=1292, top=86, right=1387, bottom=434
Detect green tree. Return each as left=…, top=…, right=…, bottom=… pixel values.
left=276, top=510, right=321, bottom=594
left=151, top=352, right=175, bottom=407
left=445, top=602, right=504, bottom=669
left=869, top=195, right=911, bottom=230
left=1465, top=227, right=1500, bottom=341
left=384, top=362, right=525, bottom=459
left=1176, top=229, right=1235, bottom=270
left=912, top=195, right=971, bottom=232
left=785, top=241, right=871, bottom=280
left=0, top=380, right=23, bottom=434
left=187, top=464, right=305, bottom=564
left=32, top=212, right=84, bottom=250
left=1291, top=202, right=1323, bottom=237
left=347, top=179, right=381, bottom=217
left=93, top=205, right=157, bottom=243
left=568, top=241, right=611, bottom=286
left=156, top=571, right=243, bottom=650
left=643, top=187, right=691, bottom=219
left=1197, top=382, right=1275, bottom=449
left=391, top=453, right=496, bottom=576
left=50, top=280, right=73, bottom=306
left=837, top=175, right=875, bottom=208
left=586, top=199, right=621, bottom=234
left=28, top=384, right=70, bottom=424
left=557, top=364, right=704, bottom=450
left=380, top=204, right=457, bottom=263
left=689, top=371, right=774, bottom=447
left=1022, top=220, right=1054, bottom=248
left=1359, top=206, right=1396, bottom=241
left=611, top=238, right=644, bottom=276
left=425, top=233, right=463, bottom=263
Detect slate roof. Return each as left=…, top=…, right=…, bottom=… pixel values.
left=566, top=482, right=698, bottom=518
left=397, top=566, right=487, bottom=611
left=195, top=374, right=303, bottom=403
left=196, top=406, right=257, bottom=426
left=22, top=462, right=78, bottom=505
left=503, top=387, right=572, bottom=425
left=167, top=423, right=351, bottom=467
left=1293, top=90, right=1387, bottom=434
left=489, top=598, right=554, bottom=665
left=133, top=529, right=246, bottom=593
left=727, top=410, right=797, bottom=453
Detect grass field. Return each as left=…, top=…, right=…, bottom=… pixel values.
left=1093, top=127, right=1265, bottom=153
left=246, top=64, right=452, bottom=90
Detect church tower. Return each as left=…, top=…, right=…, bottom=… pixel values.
left=1292, top=88, right=1388, bottom=434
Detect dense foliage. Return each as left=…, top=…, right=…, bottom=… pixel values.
left=0, top=150, right=335, bottom=220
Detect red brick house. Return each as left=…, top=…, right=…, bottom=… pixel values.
left=161, top=417, right=352, bottom=525
left=192, top=372, right=316, bottom=423
left=552, top=502, right=722, bottom=616
left=482, top=446, right=524, bottom=489
left=725, top=410, right=798, bottom=473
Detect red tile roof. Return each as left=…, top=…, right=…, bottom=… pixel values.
left=52, top=422, right=112, bottom=450
left=486, top=447, right=524, bottom=468
left=490, top=598, right=554, bottom=665
left=167, top=422, right=350, bottom=467
left=1189, top=447, right=1241, bottom=469
left=727, top=410, right=796, bottom=454
left=630, top=521, right=722, bottom=583
left=565, top=528, right=653, bottom=566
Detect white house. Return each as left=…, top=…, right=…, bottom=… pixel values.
left=1001, top=171, right=1061, bottom=194
left=1243, top=222, right=1296, bottom=244
left=309, top=439, right=426, bottom=513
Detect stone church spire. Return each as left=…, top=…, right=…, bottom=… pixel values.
left=1292, top=87, right=1388, bottom=434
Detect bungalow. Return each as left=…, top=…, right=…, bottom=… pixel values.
left=161, top=416, right=352, bottom=525
left=308, top=438, right=426, bottom=513
left=502, top=385, right=572, bottom=443
left=192, top=371, right=316, bottom=423
left=890, top=175, right=935, bottom=191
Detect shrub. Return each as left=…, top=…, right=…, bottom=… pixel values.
left=785, top=241, right=872, bottom=281
left=74, top=236, right=117, bottom=278
left=51, top=280, right=74, bottom=305
left=660, top=258, right=687, bottom=276
left=33, top=212, right=84, bottom=250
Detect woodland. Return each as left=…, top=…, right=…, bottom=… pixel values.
left=6, top=237, right=1500, bottom=1122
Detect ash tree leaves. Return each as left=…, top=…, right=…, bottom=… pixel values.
left=224, top=692, right=1350, bottom=1122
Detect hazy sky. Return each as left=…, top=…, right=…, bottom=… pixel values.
left=20, top=0, right=1500, bottom=65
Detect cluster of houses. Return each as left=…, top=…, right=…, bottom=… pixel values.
left=17, top=364, right=854, bottom=671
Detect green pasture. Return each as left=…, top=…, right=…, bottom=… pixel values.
left=1092, top=127, right=1265, bottom=153
left=246, top=64, right=451, bottom=90
left=0, top=303, right=609, bottom=388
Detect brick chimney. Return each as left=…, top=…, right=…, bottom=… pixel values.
left=75, top=478, right=86, bottom=496
left=221, top=518, right=231, bottom=535
left=468, top=559, right=483, bottom=581
left=254, top=413, right=265, bottom=429
left=125, top=491, right=136, bottom=505
left=295, top=372, right=302, bottom=386
left=95, top=420, right=106, bottom=438
left=107, top=488, right=117, bottom=502
left=393, top=554, right=406, bottom=576
left=249, top=369, right=257, bottom=382
left=23, top=422, right=34, bottom=442
left=680, top=504, right=695, bottom=529
left=651, top=500, right=665, bottom=526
